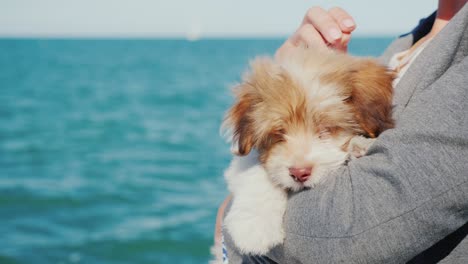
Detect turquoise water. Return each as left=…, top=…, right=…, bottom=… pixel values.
left=0, top=38, right=393, bottom=264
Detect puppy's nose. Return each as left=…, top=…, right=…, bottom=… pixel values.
left=289, top=167, right=312, bottom=182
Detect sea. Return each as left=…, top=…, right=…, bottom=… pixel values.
left=0, top=37, right=393, bottom=264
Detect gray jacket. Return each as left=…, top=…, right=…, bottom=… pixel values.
left=224, top=4, right=468, bottom=263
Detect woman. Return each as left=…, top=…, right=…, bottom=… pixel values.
left=217, top=1, right=468, bottom=263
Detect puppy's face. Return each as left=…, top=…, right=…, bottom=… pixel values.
left=223, top=49, right=394, bottom=191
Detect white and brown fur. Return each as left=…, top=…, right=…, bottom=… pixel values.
left=216, top=47, right=394, bottom=257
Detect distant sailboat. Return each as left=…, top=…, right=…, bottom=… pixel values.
left=186, top=24, right=202, bottom=41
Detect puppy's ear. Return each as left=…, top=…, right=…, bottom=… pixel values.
left=222, top=88, right=257, bottom=156
left=222, top=57, right=286, bottom=155
left=348, top=60, right=395, bottom=138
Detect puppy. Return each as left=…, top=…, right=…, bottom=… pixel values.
left=220, top=47, right=394, bottom=256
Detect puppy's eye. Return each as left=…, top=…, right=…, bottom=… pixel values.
left=271, top=129, right=286, bottom=143
left=319, top=127, right=331, bottom=139
left=275, top=129, right=286, bottom=136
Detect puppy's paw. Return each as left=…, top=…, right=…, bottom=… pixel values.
left=224, top=212, right=284, bottom=255
left=224, top=161, right=287, bottom=255
left=348, top=136, right=376, bottom=159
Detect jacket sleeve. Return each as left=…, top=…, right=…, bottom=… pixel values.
left=260, top=55, right=468, bottom=263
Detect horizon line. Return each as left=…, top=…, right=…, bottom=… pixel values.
left=0, top=34, right=399, bottom=40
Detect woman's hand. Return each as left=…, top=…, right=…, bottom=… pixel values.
left=276, top=6, right=356, bottom=59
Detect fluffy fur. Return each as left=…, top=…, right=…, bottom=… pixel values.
left=217, top=47, right=394, bottom=258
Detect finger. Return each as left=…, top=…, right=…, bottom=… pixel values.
left=292, top=24, right=328, bottom=49
left=340, top=32, right=352, bottom=49
left=328, top=7, right=356, bottom=33
left=276, top=25, right=328, bottom=60
left=303, top=6, right=343, bottom=44
left=275, top=40, right=296, bottom=60
left=330, top=32, right=351, bottom=52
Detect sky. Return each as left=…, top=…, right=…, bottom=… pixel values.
left=0, top=0, right=437, bottom=38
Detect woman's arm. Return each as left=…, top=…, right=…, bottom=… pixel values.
left=214, top=194, right=231, bottom=244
